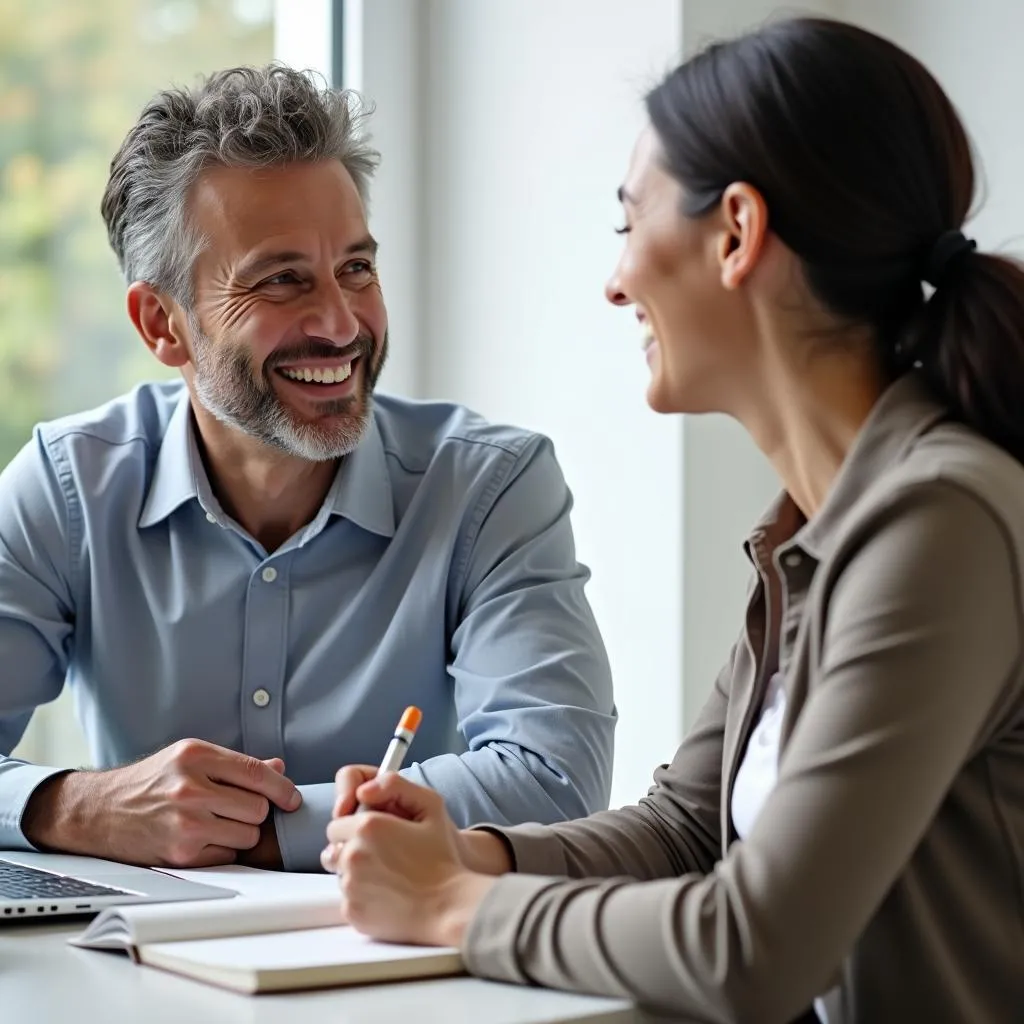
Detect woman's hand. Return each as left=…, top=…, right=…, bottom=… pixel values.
left=326, top=765, right=515, bottom=875
left=322, top=772, right=498, bottom=947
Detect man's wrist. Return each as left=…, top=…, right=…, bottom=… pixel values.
left=236, top=814, right=283, bottom=870
left=21, top=770, right=83, bottom=852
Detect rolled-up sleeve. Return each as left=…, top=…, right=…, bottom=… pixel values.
left=0, top=433, right=77, bottom=848
left=462, top=481, right=1022, bottom=1022
left=405, top=435, right=616, bottom=829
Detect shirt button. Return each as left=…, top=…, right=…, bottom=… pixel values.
left=252, top=688, right=271, bottom=708
left=205, top=512, right=218, bottom=524
left=261, top=566, right=278, bottom=583
left=783, top=552, right=803, bottom=568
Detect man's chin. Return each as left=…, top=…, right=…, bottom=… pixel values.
left=276, top=405, right=371, bottom=460
left=281, top=391, right=369, bottom=426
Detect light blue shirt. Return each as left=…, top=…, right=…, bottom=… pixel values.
left=0, top=382, right=615, bottom=869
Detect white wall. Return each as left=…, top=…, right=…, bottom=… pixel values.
left=412, top=0, right=685, bottom=807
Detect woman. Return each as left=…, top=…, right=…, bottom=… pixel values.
left=321, top=17, right=1024, bottom=1023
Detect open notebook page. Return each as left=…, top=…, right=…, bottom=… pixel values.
left=70, top=894, right=343, bottom=949
left=145, top=924, right=459, bottom=972
left=156, top=865, right=341, bottom=901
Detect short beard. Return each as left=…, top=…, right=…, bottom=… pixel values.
left=188, top=314, right=388, bottom=461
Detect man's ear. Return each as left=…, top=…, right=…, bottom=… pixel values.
left=126, top=282, right=192, bottom=369
left=715, top=182, right=769, bottom=291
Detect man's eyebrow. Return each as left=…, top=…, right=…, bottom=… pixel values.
left=236, top=251, right=310, bottom=279
left=347, top=234, right=379, bottom=256
left=236, top=236, right=379, bottom=279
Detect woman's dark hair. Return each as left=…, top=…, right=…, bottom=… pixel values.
left=647, top=17, right=1024, bottom=462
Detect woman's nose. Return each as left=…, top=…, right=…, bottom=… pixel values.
left=604, top=275, right=631, bottom=306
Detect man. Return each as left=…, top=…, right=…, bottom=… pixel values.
left=0, top=65, right=615, bottom=872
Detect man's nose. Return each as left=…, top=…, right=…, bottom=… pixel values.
left=301, top=280, right=361, bottom=343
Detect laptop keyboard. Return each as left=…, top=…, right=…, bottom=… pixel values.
left=0, top=861, right=133, bottom=900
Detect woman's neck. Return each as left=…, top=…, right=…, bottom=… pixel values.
left=737, top=349, right=888, bottom=519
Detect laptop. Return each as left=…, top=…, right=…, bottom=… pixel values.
left=0, top=850, right=237, bottom=920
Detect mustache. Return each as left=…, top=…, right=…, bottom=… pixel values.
left=264, top=336, right=374, bottom=372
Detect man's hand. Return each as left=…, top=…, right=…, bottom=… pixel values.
left=21, top=739, right=302, bottom=868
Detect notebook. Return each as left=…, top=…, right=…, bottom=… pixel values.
left=69, top=892, right=463, bottom=994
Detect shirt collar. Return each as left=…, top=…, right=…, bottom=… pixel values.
left=745, top=371, right=948, bottom=567
left=324, top=409, right=395, bottom=538
left=139, top=396, right=395, bottom=539
left=138, top=391, right=202, bottom=528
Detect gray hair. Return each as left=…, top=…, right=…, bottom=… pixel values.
left=101, top=63, right=379, bottom=305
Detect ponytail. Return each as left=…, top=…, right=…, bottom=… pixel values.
left=907, top=252, right=1024, bottom=464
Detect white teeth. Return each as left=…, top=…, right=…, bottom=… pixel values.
left=281, top=363, right=353, bottom=384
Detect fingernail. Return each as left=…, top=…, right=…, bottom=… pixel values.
left=288, top=788, right=302, bottom=810
left=320, top=845, right=336, bottom=870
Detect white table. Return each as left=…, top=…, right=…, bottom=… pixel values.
left=2, top=918, right=649, bottom=1024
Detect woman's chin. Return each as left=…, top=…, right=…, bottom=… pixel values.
left=645, top=378, right=678, bottom=414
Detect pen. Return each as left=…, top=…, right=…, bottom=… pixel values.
left=357, top=705, right=422, bottom=811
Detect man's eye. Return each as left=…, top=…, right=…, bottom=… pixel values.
left=262, top=271, right=300, bottom=286
left=345, top=260, right=375, bottom=276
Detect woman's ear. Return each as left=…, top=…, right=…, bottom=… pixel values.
left=126, top=282, right=192, bottom=369
left=715, top=182, right=769, bottom=291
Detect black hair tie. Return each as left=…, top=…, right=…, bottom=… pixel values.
left=923, top=229, right=977, bottom=288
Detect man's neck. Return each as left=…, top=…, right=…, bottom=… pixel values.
left=191, top=404, right=338, bottom=553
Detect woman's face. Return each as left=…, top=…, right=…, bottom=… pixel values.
left=605, top=126, right=758, bottom=415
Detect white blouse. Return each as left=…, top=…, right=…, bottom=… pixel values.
left=730, top=671, right=833, bottom=1024
left=731, top=671, right=787, bottom=839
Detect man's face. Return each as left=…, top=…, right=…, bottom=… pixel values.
left=183, top=160, right=388, bottom=460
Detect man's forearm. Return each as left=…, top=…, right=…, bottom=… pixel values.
left=404, top=744, right=596, bottom=829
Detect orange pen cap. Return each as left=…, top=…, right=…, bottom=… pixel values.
left=398, top=705, right=422, bottom=734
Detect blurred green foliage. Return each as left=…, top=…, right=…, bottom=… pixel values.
left=0, top=0, right=272, bottom=466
